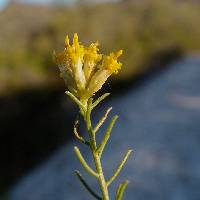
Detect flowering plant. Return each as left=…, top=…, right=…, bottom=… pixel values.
left=54, top=33, right=132, bottom=200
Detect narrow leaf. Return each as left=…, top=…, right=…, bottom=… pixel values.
left=65, top=91, right=86, bottom=112
left=92, top=93, right=110, bottom=109
left=94, top=107, right=112, bottom=134
left=75, top=170, right=102, bottom=200
left=107, top=150, right=132, bottom=187
left=115, top=180, right=129, bottom=200
left=74, top=120, right=90, bottom=146
left=97, top=115, right=118, bottom=156
left=74, top=146, right=98, bottom=178
left=86, top=98, right=93, bottom=129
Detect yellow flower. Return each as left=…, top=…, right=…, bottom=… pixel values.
left=54, top=33, right=123, bottom=102
left=84, top=42, right=102, bottom=81
left=101, top=50, right=123, bottom=74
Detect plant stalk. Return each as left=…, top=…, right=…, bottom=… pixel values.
left=92, top=150, right=110, bottom=200
left=87, top=126, right=110, bottom=200
left=85, top=99, right=110, bottom=200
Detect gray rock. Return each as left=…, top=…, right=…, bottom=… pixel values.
left=9, top=56, right=200, bottom=200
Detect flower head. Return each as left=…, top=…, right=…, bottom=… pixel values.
left=54, top=33, right=123, bottom=102
left=101, top=50, right=123, bottom=74
left=83, top=42, right=102, bottom=81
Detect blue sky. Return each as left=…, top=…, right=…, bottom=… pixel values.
left=0, top=0, right=75, bottom=8
left=0, top=0, right=118, bottom=9
left=0, top=0, right=7, bottom=8
left=18, top=0, right=75, bottom=4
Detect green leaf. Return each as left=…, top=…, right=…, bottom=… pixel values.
left=65, top=91, right=86, bottom=112
left=94, top=107, right=112, bottom=134
left=74, top=146, right=98, bottom=178
left=97, top=115, right=118, bottom=156
left=115, top=180, right=129, bottom=200
left=92, top=93, right=110, bottom=109
left=73, top=119, right=90, bottom=146
left=75, top=170, right=102, bottom=200
left=107, top=150, right=132, bottom=187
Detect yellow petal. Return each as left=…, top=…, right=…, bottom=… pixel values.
left=83, top=42, right=102, bottom=81
left=65, top=35, right=70, bottom=47
left=84, top=69, right=111, bottom=99
left=101, top=50, right=123, bottom=74
left=73, top=58, right=86, bottom=92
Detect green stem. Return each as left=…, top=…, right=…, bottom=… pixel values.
left=92, top=150, right=110, bottom=200
left=84, top=99, right=110, bottom=200
left=87, top=128, right=110, bottom=200
left=74, top=94, right=131, bottom=200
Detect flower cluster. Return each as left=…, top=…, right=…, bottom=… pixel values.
left=54, top=33, right=123, bottom=103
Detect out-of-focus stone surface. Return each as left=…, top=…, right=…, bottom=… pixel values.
left=9, top=56, right=200, bottom=200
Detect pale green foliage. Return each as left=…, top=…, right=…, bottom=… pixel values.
left=66, top=91, right=132, bottom=200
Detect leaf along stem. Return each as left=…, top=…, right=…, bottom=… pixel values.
left=92, top=93, right=110, bottom=110
left=65, top=91, right=86, bottom=113
left=86, top=98, right=93, bottom=129
left=115, top=180, right=129, bottom=200
left=94, top=107, right=112, bottom=134
left=107, top=150, right=132, bottom=187
left=75, top=170, right=102, bottom=200
left=74, top=146, right=98, bottom=178
left=97, top=115, right=118, bottom=156
left=69, top=92, right=131, bottom=200
left=74, top=120, right=89, bottom=146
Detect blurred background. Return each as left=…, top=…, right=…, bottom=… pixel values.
left=0, top=0, right=200, bottom=199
